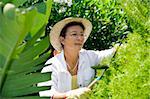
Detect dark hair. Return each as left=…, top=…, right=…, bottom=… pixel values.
left=60, top=21, right=85, bottom=38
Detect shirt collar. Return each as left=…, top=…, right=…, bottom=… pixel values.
left=58, top=49, right=85, bottom=72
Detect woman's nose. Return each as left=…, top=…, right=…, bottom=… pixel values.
left=76, top=35, right=84, bottom=41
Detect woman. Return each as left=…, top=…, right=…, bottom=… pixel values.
left=38, top=17, right=118, bottom=99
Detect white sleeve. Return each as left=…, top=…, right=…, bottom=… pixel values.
left=87, top=48, right=116, bottom=66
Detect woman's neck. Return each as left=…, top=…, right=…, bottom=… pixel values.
left=64, top=49, right=79, bottom=68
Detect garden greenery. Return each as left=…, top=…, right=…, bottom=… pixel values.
left=90, top=0, right=150, bottom=98
left=0, top=0, right=149, bottom=98
left=90, top=33, right=149, bottom=98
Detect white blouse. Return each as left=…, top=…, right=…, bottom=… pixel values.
left=38, top=48, right=115, bottom=97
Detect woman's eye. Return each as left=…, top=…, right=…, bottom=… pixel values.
left=80, top=34, right=84, bottom=36
left=72, top=34, right=77, bottom=36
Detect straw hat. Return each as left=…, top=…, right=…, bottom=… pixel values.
left=50, top=17, right=92, bottom=51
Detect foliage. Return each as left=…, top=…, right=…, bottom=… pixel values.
left=90, top=0, right=150, bottom=98
left=119, top=0, right=150, bottom=35
left=0, top=0, right=44, bottom=7
left=48, top=0, right=131, bottom=50
left=90, top=33, right=150, bottom=98
left=0, top=0, right=52, bottom=98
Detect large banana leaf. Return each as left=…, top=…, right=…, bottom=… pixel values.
left=0, top=0, right=52, bottom=98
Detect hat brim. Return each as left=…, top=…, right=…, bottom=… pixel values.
left=50, top=17, right=92, bottom=51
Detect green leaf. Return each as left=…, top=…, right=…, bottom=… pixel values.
left=2, top=73, right=51, bottom=96
left=0, top=3, right=37, bottom=89
left=10, top=51, right=50, bottom=74
left=23, top=23, right=46, bottom=51
left=29, top=0, right=52, bottom=37
left=12, top=0, right=28, bottom=7
left=0, top=0, right=53, bottom=98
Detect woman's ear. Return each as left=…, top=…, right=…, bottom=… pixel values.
left=60, top=36, right=65, bottom=45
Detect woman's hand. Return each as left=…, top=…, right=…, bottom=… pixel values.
left=66, top=87, right=91, bottom=99
left=113, top=43, right=120, bottom=52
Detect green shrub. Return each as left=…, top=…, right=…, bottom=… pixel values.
left=90, top=33, right=149, bottom=98
left=90, top=0, right=150, bottom=98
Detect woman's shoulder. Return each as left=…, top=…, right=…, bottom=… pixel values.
left=80, top=49, right=99, bottom=55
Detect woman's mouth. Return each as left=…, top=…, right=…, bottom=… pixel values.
left=75, top=43, right=83, bottom=46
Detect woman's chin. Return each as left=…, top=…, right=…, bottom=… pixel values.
left=72, top=46, right=82, bottom=51
left=76, top=46, right=82, bottom=51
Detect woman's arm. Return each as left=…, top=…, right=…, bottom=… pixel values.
left=52, top=92, right=66, bottom=99
left=86, top=44, right=120, bottom=66
left=97, top=44, right=120, bottom=65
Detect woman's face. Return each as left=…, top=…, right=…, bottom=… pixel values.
left=60, top=25, right=85, bottom=51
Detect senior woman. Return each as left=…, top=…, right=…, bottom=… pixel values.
left=38, top=17, right=118, bottom=99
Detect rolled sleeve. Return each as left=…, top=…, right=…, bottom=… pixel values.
left=86, top=48, right=115, bottom=66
